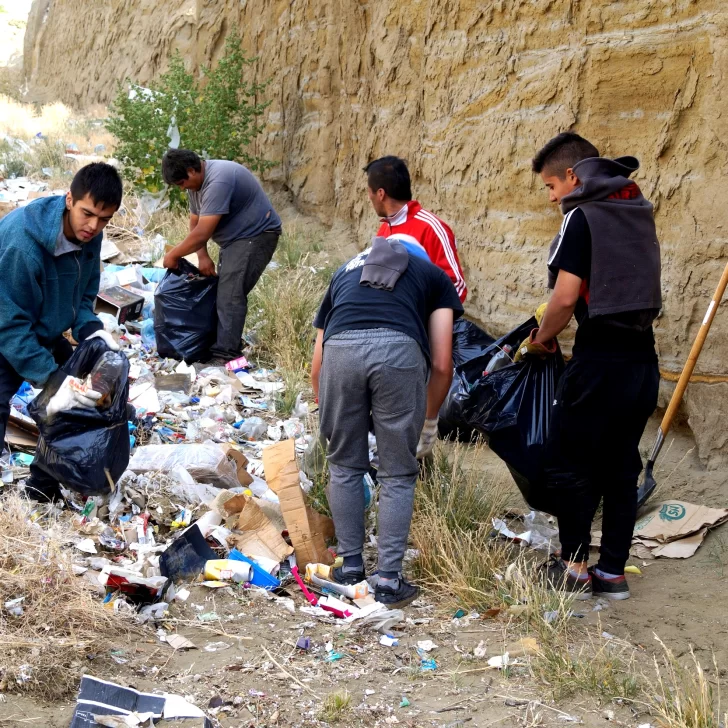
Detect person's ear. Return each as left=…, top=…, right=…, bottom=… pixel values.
left=565, top=168, right=580, bottom=187
left=65, top=191, right=73, bottom=211
left=377, top=188, right=386, bottom=202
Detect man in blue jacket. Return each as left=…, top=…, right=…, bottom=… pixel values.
left=0, top=162, right=123, bottom=501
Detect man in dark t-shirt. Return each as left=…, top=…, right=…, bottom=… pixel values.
left=526, top=132, right=661, bottom=602
left=311, top=239, right=463, bottom=608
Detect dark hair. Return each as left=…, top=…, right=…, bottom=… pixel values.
left=162, top=149, right=202, bottom=184
left=531, top=132, right=600, bottom=178
left=364, top=156, right=412, bottom=201
left=70, top=163, right=123, bottom=209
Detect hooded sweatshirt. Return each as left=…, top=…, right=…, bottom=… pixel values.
left=548, top=156, right=662, bottom=316
left=0, top=196, right=103, bottom=385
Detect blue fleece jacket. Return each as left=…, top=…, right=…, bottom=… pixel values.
left=0, top=195, right=103, bottom=385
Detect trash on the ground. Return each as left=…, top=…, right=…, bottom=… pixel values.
left=263, top=440, right=334, bottom=567
left=296, top=636, right=311, bottom=650
left=417, top=649, right=437, bottom=671
left=400, top=697, right=410, bottom=708
left=473, top=640, right=488, bottom=659
left=164, top=633, right=197, bottom=651
left=305, top=562, right=369, bottom=599
left=159, top=524, right=218, bottom=582
left=633, top=501, right=728, bottom=558
left=69, top=675, right=212, bottom=728
left=4, top=596, right=25, bottom=617
left=203, top=558, right=253, bottom=584
left=416, top=639, right=437, bottom=652
left=624, top=565, right=642, bottom=575
left=380, top=634, right=399, bottom=647
left=488, top=652, right=510, bottom=669
left=95, top=286, right=145, bottom=323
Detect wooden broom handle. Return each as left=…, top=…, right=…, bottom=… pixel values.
left=660, top=260, right=728, bottom=434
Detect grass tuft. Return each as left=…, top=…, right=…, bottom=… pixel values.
left=318, top=689, right=352, bottom=722
left=647, top=635, right=725, bottom=728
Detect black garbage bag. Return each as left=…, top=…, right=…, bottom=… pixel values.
left=28, top=337, right=132, bottom=496
left=154, top=259, right=218, bottom=363
left=438, top=320, right=495, bottom=441
left=443, top=317, right=565, bottom=515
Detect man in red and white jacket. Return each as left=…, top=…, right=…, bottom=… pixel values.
left=365, top=156, right=467, bottom=302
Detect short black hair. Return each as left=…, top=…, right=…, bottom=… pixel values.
left=364, top=156, right=412, bottom=201
left=70, top=162, right=123, bottom=209
left=162, top=149, right=202, bottom=185
left=531, top=132, right=600, bottom=178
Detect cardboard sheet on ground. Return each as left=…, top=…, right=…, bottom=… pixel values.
left=632, top=500, right=728, bottom=558
left=262, top=439, right=334, bottom=567
left=232, top=494, right=293, bottom=562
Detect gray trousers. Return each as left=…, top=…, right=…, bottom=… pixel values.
left=210, top=231, right=280, bottom=360
left=319, top=329, right=427, bottom=575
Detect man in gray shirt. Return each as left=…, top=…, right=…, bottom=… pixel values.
left=162, top=149, right=282, bottom=362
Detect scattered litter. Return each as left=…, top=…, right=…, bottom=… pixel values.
left=416, top=639, right=437, bottom=652
left=165, top=634, right=197, bottom=651
left=380, top=634, right=399, bottom=647
left=203, top=642, right=231, bottom=652
left=400, top=697, right=410, bottom=708
left=624, top=565, right=642, bottom=575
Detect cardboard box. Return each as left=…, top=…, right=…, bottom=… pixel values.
left=262, top=439, right=334, bottom=567
left=220, top=443, right=254, bottom=487
left=95, top=285, right=145, bottom=323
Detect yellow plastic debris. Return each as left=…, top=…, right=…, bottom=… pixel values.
left=624, top=565, right=642, bottom=575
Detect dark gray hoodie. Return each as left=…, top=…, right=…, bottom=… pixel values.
left=547, top=156, right=662, bottom=318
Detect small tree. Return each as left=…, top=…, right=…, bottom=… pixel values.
left=107, top=31, right=273, bottom=210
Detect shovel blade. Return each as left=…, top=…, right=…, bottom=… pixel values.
left=636, top=466, right=657, bottom=509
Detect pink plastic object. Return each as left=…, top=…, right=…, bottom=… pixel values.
left=291, top=566, right=319, bottom=607
left=225, top=356, right=250, bottom=373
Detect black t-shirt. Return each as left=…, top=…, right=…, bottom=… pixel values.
left=548, top=207, right=657, bottom=354
left=313, top=250, right=464, bottom=365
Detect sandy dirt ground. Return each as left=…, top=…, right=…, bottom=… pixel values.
left=1, top=414, right=724, bottom=728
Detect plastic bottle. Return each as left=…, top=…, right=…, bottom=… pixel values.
left=483, top=345, right=513, bottom=375
left=87, top=351, right=127, bottom=408
left=141, top=318, right=156, bottom=349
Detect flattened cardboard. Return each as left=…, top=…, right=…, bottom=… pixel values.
left=652, top=528, right=708, bottom=559
left=235, top=495, right=293, bottom=563
left=262, top=439, right=334, bottom=567
left=220, top=443, right=254, bottom=486
left=634, top=501, right=728, bottom=544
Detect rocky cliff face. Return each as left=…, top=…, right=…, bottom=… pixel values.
left=24, top=0, right=728, bottom=466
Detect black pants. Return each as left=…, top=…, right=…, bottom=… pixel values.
left=211, top=231, right=280, bottom=360
left=544, top=352, right=659, bottom=574
left=0, top=339, right=74, bottom=498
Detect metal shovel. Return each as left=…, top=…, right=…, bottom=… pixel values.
left=637, top=260, right=728, bottom=508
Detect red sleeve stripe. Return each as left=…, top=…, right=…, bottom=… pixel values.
left=415, top=210, right=467, bottom=295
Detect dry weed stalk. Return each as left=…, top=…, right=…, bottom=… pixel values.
left=647, top=635, right=724, bottom=728
left=0, top=493, right=135, bottom=698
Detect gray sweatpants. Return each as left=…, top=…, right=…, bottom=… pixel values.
left=319, top=328, right=427, bottom=575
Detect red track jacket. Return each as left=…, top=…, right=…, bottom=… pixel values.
left=376, top=200, right=467, bottom=302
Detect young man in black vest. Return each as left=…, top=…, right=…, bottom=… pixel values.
left=526, top=132, right=661, bottom=600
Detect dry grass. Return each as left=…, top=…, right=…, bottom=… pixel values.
left=0, top=493, right=135, bottom=698
left=318, top=689, right=352, bottom=722
left=647, top=636, right=725, bottom=728
left=410, top=441, right=514, bottom=610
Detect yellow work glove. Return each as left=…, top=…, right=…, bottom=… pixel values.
left=535, top=302, right=548, bottom=326
left=513, top=329, right=557, bottom=363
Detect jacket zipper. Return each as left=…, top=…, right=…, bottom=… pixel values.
left=72, top=251, right=81, bottom=322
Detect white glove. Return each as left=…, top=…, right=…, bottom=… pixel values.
left=416, top=418, right=439, bottom=459
left=86, top=329, right=120, bottom=351
left=46, top=376, right=102, bottom=417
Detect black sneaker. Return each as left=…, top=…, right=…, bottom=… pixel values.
left=589, top=568, right=630, bottom=600
left=331, top=565, right=366, bottom=586
left=542, top=557, right=592, bottom=600
left=375, top=577, right=420, bottom=609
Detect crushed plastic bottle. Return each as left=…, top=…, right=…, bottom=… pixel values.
left=236, top=416, right=268, bottom=441
left=483, top=344, right=513, bottom=375
left=86, top=351, right=127, bottom=408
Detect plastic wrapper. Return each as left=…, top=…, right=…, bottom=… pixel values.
left=440, top=316, right=564, bottom=515
left=28, top=338, right=132, bottom=496
left=129, top=443, right=241, bottom=489
left=154, top=259, right=218, bottom=363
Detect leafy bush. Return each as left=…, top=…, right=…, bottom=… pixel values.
left=107, top=31, right=273, bottom=210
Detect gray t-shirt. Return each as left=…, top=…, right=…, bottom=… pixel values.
left=188, top=160, right=282, bottom=247
left=55, top=227, right=82, bottom=256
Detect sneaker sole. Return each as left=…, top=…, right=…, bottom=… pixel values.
left=593, top=590, right=630, bottom=601
left=571, top=590, right=593, bottom=601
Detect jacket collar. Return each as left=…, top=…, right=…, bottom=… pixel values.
left=380, top=200, right=421, bottom=227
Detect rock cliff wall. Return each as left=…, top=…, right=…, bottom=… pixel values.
left=24, top=0, right=728, bottom=466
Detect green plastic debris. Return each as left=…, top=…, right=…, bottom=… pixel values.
left=400, top=697, right=410, bottom=708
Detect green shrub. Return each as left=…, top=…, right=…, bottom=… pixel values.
left=107, top=31, right=273, bottom=210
